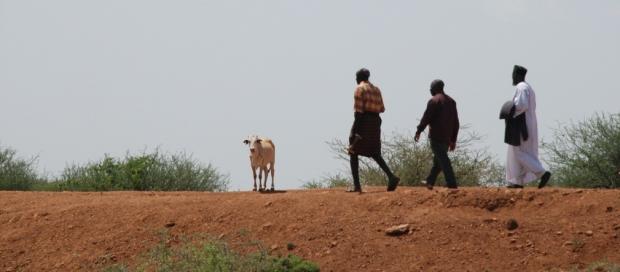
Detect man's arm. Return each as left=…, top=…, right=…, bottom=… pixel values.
left=415, top=99, right=437, bottom=142
left=450, top=103, right=460, bottom=151
left=513, top=85, right=529, bottom=117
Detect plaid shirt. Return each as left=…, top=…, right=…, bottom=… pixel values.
left=353, top=82, right=385, bottom=113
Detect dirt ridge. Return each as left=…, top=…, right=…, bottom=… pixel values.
left=1, top=187, right=619, bottom=271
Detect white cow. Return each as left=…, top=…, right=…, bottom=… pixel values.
left=243, top=135, right=275, bottom=191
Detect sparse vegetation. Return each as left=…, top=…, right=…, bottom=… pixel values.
left=306, top=130, right=503, bottom=189
left=302, top=173, right=350, bottom=189
left=543, top=113, right=620, bottom=188
left=56, top=150, right=230, bottom=191
left=568, top=261, right=620, bottom=272
left=0, top=145, right=41, bottom=190
left=104, top=231, right=319, bottom=272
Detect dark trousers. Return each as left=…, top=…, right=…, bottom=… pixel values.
left=426, top=140, right=458, bottom=188
left=350, top=154, right=395, bottom=189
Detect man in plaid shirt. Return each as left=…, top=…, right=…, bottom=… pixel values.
left=348, top=68, right=400, bottom=192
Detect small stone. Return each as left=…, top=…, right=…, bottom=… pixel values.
left=585, top=230, right=593, bottom=236
left=262, top=223, right=273, bottom=229
left=556, top=231, right=563, bottom=235
left=264, top=202, right=272, bottom=207
left=164, top=221, right=175, bottom=228
left=506, top=219, right=519, bottom=231
left=510, top=239, right=517, bottom=244
left=385, top=224, right=410, bottom=236
left=39, top=212, right=49, bottom=217
left=613, top=225, right=620, bottom=230
left=330, top=241, right=338, bottom=248
left=564, top=241, right=573, bottom=246
left=217, top=233, right=225, bottom=239
left=270, top=245, right=279, bottom=251
left=286, top=243, right=296, bottom=250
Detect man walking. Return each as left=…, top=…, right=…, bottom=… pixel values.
left=504, top=65, right=551, bottom=189
left=415, top=79, right=459, bottom=190
left=347, top=68, right=400, bottom=192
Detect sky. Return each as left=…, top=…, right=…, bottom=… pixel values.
left=1, top=1, right=619, bottom=190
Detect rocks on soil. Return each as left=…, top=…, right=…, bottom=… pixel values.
left=506, top=219, right=519, bottom=231
left=385, top=224, right=410, bottom=236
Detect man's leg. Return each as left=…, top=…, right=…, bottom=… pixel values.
left=425, top=155, right=442, bottom=188
left=431, top=141, right=458, bottom=188
left=506, top=146, right=525, bottom=187
left=371, top=154, right=400, bottom=191
left=349, top=154, right=361, bottom=192
left=513, top=148, right=551, bottom=188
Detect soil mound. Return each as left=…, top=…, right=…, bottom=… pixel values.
left=1, top=187, right=619, bottom=271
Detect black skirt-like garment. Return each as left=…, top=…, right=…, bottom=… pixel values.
left=349, top=112, right=382, bottom=157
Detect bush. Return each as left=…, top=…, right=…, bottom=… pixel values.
left=302, top=173, right=350, bottom=189
left=306, top=130, right=503, bottom=188
left=57, top=150, right=230, bottom=191
left=543, top=113, right=620, bottom=188
left=0, top=145, right=40, bottom=190
left=106, top=232, right=320, bottom=272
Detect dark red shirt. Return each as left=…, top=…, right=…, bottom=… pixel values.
left=416, top=93, right=460, bottom=144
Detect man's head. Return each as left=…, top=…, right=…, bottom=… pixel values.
left=356, top=68, right=370, bottom=84
left=512, top=65, right=527, bottom=86
left=430, top=79, right=444, bottom=95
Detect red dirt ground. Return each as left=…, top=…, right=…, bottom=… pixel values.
left=1, top=187, right=619, bottom=272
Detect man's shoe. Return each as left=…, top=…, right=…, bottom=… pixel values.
left=507, top=184, right=524, bottom=189
left=387, top=176, right=400, bottom=192
left=421, top=180, right=433, bottom=190
left=538, top=172, right=551, bottom=189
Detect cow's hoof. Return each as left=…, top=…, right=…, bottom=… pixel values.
left=270, top=188, right=275, bottom=192
left=259, top=188, right=265, bottom=192
left=252, top=188, right=257, bottom=192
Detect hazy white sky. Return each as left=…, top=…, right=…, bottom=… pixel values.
left=1, top=1, right=619, bottom=190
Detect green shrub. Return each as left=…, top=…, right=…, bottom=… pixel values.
left=543, top=113, right=620, bottom=188
left=0, top=145, right=40, bottom=190
left=107, top=232, right=319, bottom=272
left=302, top=173, right=350, bottom=189
left=58, top=150, right=229, bottom=191
left=307, top=129, right=503, bottom=188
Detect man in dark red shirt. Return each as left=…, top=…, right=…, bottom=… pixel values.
left=415, top=79, right=460, bottom=189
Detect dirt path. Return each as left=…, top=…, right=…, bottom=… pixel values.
left=1, top=187, right=619, bottom=271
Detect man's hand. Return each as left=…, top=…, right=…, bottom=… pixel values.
left=414, top=132, right=421, bottom=142
left=449, top=142, right=456, bottom=151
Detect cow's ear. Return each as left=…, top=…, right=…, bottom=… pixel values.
left=243, top=140, right=250, bottom=145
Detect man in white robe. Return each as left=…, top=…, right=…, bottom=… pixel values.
left=506, top=65, right=551, bottom=188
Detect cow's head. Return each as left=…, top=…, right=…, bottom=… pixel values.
left=243, top=135, right=262, bottom=154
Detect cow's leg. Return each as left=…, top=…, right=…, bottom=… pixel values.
left=261, top=166, right=268, bottom=191
left=258, top=167, right=264, bottom=191
left=270, top=162, right=275, bottom=191
left=252, top=166, right=257, bottom=191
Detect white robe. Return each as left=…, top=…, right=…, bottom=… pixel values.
left=506, top=82, right=546, bottom=185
